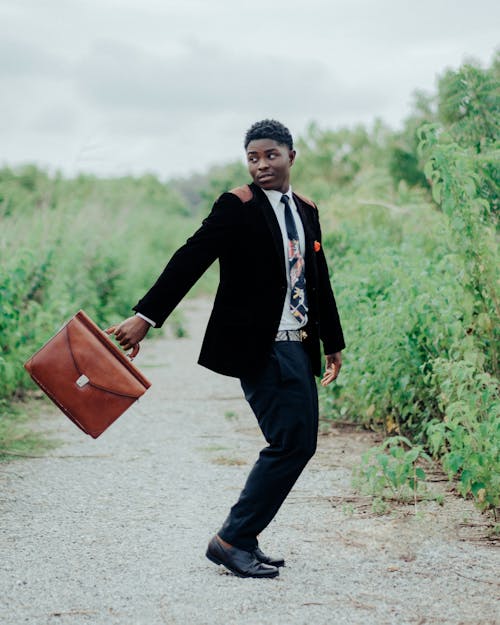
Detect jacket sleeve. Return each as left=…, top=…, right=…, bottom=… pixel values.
left=313, top=209, right=346, bottom=354
left=133, top=193, right=239, bottom=327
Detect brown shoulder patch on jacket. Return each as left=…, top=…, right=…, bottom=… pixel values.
left=293, top=191, right=316, bottom=208
left=229, top=185, right=253, bottom=203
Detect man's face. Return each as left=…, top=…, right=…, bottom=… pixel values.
left=246, top=138, right=296, bottom=193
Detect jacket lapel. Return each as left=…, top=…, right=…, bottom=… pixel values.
left=293, top=193, right=314, bottom=257
left=251, top=184, right=287, bottom=278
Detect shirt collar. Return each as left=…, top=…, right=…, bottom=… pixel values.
left=261, top=186, right=293, bottom=211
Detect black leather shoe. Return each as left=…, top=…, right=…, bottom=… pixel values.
left=206, top=536, right=279, bottom=578
left=253, top=546, right=285, bottom=568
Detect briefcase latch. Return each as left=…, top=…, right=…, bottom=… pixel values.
left=76, top=374, right=90, bottom=388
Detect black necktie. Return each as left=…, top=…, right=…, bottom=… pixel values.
left=280, top=195, right=307, bottom=323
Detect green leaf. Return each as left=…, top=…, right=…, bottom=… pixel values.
left=406, top=449, right=420, bottom=463
left=471, top=482, right=486, bottom=496
left=446, top=453, right=464, bottom=474
left=460, top=470, right=472, bottom=487
left=377, top=453, right=389, bottom=469
left=415, top=467, right=426, bottom=480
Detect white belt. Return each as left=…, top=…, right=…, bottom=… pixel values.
left=275, top=329, right=307, bottom=342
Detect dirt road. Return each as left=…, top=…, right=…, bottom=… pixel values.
left=1, top=299, right=498, bottom=625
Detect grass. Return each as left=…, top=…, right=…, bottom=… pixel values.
left=0, top=399, right=57, bottom=461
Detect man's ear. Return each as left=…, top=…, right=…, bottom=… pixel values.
left=289, top=149, right=297, bottom=166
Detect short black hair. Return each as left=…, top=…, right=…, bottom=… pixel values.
left=244, top=119, right=294, bottom=150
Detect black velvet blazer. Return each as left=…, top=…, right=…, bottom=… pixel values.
left=134, top=182, right=345, bottom=378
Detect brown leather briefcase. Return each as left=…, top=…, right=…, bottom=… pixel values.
left=24, top=310, right=152, bottom=438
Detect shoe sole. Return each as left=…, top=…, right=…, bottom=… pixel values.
left=257, top=559, right=285, bottom=568
left=205, top=550, right=279, bottom=579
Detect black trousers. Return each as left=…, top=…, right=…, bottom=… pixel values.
left=218, top=341, right=319, bottom=551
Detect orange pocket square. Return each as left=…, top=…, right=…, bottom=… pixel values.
left=314, top=240, right=321, bottom=252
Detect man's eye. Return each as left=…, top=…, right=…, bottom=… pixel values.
left=268, top=154, right=276, bottom=159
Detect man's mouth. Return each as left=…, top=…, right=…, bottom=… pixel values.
left=258, top=174, right=274, bottom=183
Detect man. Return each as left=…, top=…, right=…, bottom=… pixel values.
left=108, top=119, right=345, bottom=579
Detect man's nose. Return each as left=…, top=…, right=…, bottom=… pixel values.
left=257, top=159, right=269, bottom=170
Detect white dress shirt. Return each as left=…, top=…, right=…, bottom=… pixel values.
left=261, top=187, right=308, bottom=330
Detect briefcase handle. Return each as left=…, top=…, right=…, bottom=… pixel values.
left=109, top=337, right=140, bottom=361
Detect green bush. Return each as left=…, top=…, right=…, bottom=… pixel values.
left=0, top=168, right=211, bottom=404
left=426, top=359, right=500, bottom=511
left=352, top=435, right=438, bottom=513
left=321, top=53, right=499, bottom=513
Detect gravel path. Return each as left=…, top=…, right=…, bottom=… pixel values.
left=1, top=298, right=498, bottom=625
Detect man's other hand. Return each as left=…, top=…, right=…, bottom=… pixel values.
left=106, top=316, right=151, bottom=353
left=320, top=351, right=342, bottom=386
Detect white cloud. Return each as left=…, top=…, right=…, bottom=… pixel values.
left=0, top=0, right=498, bottom=177
left=74, top=38, right=381, bottom=118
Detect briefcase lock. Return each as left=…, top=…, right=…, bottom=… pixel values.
left=76, top=374, right=90, bottom=388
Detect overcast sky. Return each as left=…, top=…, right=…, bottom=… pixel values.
left=1, top=0, right=498, bottom=179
